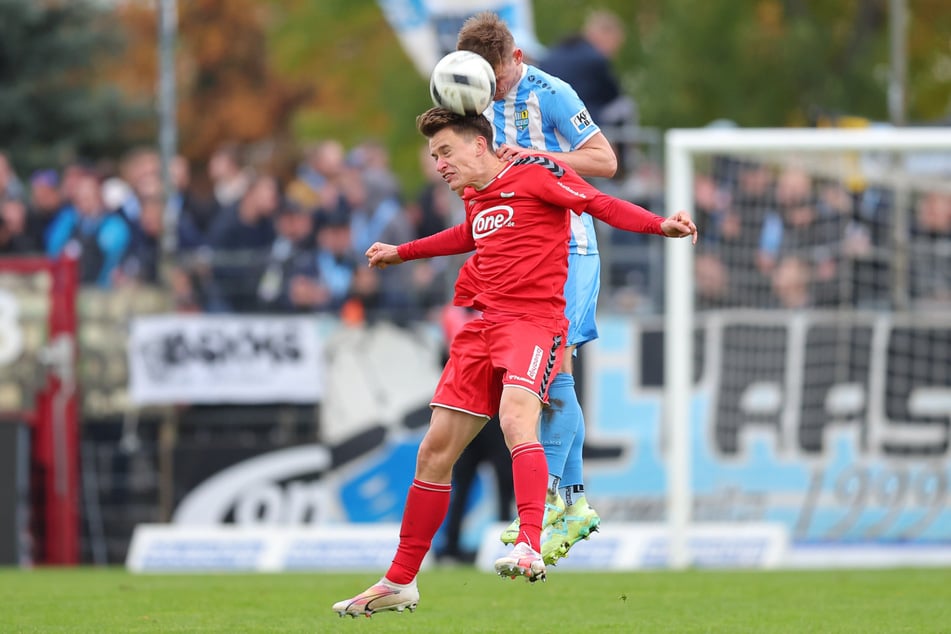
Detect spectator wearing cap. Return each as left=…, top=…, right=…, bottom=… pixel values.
left=26, top=169, right=67, bottom=250
left=257, top=200, right=317, bottom=312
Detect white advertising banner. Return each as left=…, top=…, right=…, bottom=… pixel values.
left=477, top=522, right=791, bottom=571
left=125, top=524, right=431, bottom=573
left=128, top=314, right=324, bottom=405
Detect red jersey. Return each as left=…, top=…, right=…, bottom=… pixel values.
left=398, top=155, right=665, bottom=321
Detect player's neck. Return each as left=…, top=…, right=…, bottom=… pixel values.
left=470, top=158, right=507, bottom=190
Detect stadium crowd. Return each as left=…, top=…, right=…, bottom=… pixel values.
left=691, top=156, right=951, bottom=311
left=1, top=142, right=950, bottom=319
left=0, top=142, right=460, bottom=326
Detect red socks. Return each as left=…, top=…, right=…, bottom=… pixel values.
left=511, top=442, right=547, bottom=552
left=385, top=441, right=547, bottom=583
left=386, top=479, right=451, bottom=584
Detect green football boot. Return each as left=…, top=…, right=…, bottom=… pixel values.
left=540, top=518, right=570, bottom=565
left=562, top=496, right=601, bottom=551
left=541, top=496, right=602, bottom=565
left=499, top=490, right=567, bottom=545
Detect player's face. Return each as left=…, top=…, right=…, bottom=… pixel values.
left=493, top=48, right=523, bottom=100
left=429, top=128, right=481, bottom=190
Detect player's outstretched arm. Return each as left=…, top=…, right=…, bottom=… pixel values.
left=366, top=242, right=403, bottom=269
left=660, top=211, right=699, bottom=244
left=378, top=223, right=475, bottom=267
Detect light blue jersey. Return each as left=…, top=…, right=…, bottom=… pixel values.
left=485, top=64, right=600, bottom=257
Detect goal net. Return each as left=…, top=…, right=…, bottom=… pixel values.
left=662, top=127, right=951, bottom=568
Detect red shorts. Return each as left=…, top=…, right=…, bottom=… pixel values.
left=431, top=314, right=567, bottom=419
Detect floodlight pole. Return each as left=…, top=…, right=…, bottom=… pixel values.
left=888, top=0, right=907, bottom=127
left=888, top=0, right=911, bottom=310
left=158, top=0, right=178, bottom=256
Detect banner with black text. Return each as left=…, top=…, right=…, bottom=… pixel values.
left=128, top=315, right=324, bottom=405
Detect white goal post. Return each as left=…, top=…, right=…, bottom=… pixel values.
left=663, top=126, right=951, bottom=569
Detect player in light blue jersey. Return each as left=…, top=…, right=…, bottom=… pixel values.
left=458, top=12, right=618, bottom=565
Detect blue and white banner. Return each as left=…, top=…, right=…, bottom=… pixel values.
left=128, top=315, right=324, bottom=405
left=377, top=0, right=545, bottom=77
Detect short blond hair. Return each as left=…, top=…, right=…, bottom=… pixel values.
left=456, top=11, right=515, bottom=72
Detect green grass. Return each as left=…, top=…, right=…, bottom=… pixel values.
left=1, top=567, right=949, bottom=633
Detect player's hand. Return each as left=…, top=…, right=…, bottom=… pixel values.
left=365, top=242, right=403, bottom=269
left=661, top=211, right=699, bottom=244
left=496, top=143, right=535, bottom=162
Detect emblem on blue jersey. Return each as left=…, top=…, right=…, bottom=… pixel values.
left=515, top=109, right=530, bottom=131
left=571, top=108, right=593, bottom=132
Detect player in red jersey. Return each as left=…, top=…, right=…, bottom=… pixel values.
left=332, top=108, right=696, bottom=618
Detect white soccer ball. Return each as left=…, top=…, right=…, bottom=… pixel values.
left=429, top=50, right=497, bottom=116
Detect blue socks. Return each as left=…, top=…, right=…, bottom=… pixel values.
left=540, top=372, right=583, bottom=485
left=561, top=399, right=586, bottom=489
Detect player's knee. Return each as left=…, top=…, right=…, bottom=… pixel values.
left=497, top=414, right=537, bottom=448
left=415, top=440, right=457, bottom=482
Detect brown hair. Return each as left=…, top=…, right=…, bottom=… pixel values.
left=456, top=11, right=514, bottom=72
left=416, top=107, right=494, bottom=146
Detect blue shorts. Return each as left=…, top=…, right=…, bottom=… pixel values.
left=564, top=253, right=600, bottom=348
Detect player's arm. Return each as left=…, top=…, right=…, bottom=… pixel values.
left=366, top=223, right=475, bottom=269
left=586, top=194, right=699, bottom=243
left=529, top=160, right=697, bottom=242
left=497, top=131, right=617, bottom=179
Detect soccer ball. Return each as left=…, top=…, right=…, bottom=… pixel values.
left=429, top=51, right=496, bottom=116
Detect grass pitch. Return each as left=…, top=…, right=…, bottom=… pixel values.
left=1, top=566, right=949, bottom=633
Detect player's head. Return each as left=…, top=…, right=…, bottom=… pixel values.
left=457, top=12, right=522, bottom=101
left=416, top=107, right=497, bottom=191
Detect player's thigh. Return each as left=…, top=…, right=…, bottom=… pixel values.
left=490, top=319, right=564, bottom=448
left=564, top=253, right=601, bottom=349
left=416, top=406, right=486, bottom=482
left=497, top=385, right=543, bottom=449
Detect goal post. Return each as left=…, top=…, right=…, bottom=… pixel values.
left=663, top=126, right=951, bottom=569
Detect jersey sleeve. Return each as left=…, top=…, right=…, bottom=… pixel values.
left=397, top=222, right=474, bottom=261
left=527, top=158, right=665, bottom=236
left=584, top=194, right=665, bottom=236
left=541, top=75, right=600, bottom=151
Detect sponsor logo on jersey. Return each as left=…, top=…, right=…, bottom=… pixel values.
left=557, top=181, right=587, bottom=199
left=515, top=109, right=530, bottom=131
left=527, top=345, right=543, bottom=380
left=472, top=205, right=515, bottom=239
left=506, top=373, right=533, bottom=385
left=571, top=108, right=593, bottom=132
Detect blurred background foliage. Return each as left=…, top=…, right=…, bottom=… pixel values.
left=1, top=0, right=950, bottom=197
